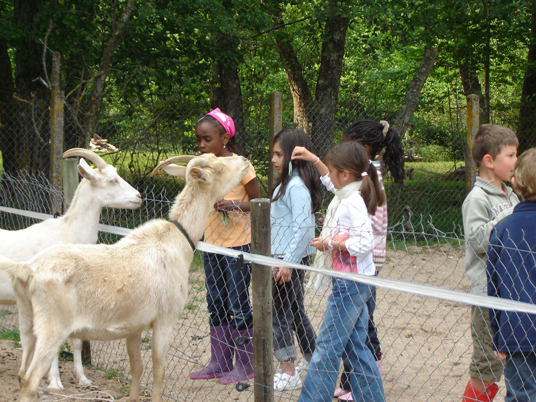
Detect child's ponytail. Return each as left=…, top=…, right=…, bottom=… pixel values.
left=381, top=122, right=405, bottom=184
left=359, top=163, right=386, bottom=216
left=343, top=119, right=405, bottom=184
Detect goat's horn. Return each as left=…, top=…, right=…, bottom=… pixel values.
left=151, top=155, right=197, bottom=176
left=63, top=148, right=108, bottom=170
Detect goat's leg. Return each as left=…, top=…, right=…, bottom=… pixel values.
left=151, top=322, right=173, bottom=402
left=20, top=333, right=67, bottom=402
left=47, top=355, right=63, bottom=390
left=71, top=338, right=92, bottom=386
left=17, top=311, right=36, bottom=385
left=126, top=331, right=143, bottom=402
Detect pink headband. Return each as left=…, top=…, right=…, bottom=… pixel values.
left=205, top=108, right=235, bottom=138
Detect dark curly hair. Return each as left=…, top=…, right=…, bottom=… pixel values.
left=343, top=119, right=405, bottom=184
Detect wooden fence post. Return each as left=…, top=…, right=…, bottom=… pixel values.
left=251, top=198, right=273, bottom=402
left=268, top=92, right=283, bottom=192
left=62, top=159, right=78, bottom=211
left=50, top=51, right=64, bottom=215
left=466, top=94, right=479, bottom=195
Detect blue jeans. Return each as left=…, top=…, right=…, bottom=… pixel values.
left=204, top=244, right=253, bottom=331
left=505, top=352, right=536, bottom=402
left=299, top=278, right=385, bottom=402
left=340, top=283, right=380, bottom=389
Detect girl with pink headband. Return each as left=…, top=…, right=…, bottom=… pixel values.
left=190, top=108, right=260, bottom=385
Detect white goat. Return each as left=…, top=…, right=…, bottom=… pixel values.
left=1, top=153, right=250, bottom=402
left=0, top=148, right=142, bottom=390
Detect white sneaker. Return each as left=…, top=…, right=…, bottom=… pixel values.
left=295, top=362, right=309, bottom=377
left=274, top=372, right=303, bottom=391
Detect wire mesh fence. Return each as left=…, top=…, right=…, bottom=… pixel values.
left=1, top=92, right=536, bottom=401
left=1, top=171, right=535, bottom=402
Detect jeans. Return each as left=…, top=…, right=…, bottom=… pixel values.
left=204, top=244, right=253, bottom=331
left=340, top=283, right=380, bottom=389
left=505, top=352, right=536, bottom=402
left=272, top=256, right=316, bottom=362
left=299, top=278, right=385, bottom=402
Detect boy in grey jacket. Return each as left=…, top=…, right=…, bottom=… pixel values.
left=461, top=124, right=519, bottom=402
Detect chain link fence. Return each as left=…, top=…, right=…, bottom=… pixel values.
left=1, top=92, right=536, bottom=401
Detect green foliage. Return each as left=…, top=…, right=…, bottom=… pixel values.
left=386, top=161, right=466, bottom=235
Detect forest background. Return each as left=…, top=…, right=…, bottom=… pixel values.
left=1, top=0, right=536, bottom=233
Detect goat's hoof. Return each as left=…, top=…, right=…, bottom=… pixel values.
left=47, top=379, right=63, bottom=390
left=78, top=377, right=93, bottom=387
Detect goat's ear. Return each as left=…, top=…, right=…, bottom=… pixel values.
left=78, top=158, right=96, bottom=180
left=189, top=167, right=208, bottom=182
left=161, top=164, right=186, bottom=177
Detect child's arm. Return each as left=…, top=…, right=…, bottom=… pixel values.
left=291, top=146, right=328, bottom=176
left=292, top=146, right=337, bottom=193
left=214, top=172, right=261, bottom=212
left=343, top=199, right=375, bottom=257
left=462, top=196, right=514, bottom=256
left=275, top=185, right=315, bottom=283
left=310, top=197, right=374, bottom=256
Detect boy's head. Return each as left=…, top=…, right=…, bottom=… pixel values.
left=472, top=124, right=518, bottom=169
left=512, top=148, right=536, bottom=200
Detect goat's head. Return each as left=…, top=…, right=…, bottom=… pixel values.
left=63, top=148, right=142, bottom=209
left=152, top=153, right=250, bottom=201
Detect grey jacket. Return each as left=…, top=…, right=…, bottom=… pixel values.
left=462, top=176, right=519, bottom=295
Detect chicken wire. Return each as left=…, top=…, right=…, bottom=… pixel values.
left=1, top=173, right=535, bottom=401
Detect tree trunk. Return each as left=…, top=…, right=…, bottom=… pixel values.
left=518, top=6, right=536, bottom=153
left=82, top=0, right=134, bottom=147
left=311, top=7, right=349, bottom=157
left=393, top=48, right=438, bottom=139
left=272, top=15, right=313, bottom=132
left=458, top=52, right=487, bottom=123
left=213, top=35, right=247, bottom=155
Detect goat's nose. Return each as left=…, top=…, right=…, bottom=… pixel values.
left=240, top=156, right=247, bottom=162
left=136, top=193, right=142, bottom=199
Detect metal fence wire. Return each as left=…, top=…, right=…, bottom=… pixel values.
left=1, top=93, right=536, bottom=401
left=1, top=170, right=536, bottom=402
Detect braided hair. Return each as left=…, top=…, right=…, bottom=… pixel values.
left=343, top=119, right=405, bottom=184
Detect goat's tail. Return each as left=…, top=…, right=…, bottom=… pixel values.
left=0, top=256, right=31, bottom=283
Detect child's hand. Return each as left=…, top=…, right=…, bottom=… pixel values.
left=274, top=267, right=292, bottom=285
left=291, top=146, right=317, bottom=163
left=494, top=351, right=507, bottom=361
left=310, top=237, right=328, bottom=251
left=214, top=199, right=236, bottom=212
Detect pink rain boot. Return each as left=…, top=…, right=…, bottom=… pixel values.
left=190, top=326, right=233, bottom=379
left=220, top=328, right=254, bottom=384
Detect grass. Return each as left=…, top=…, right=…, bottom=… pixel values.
left=386, top=160, right=466, bottom=236
left=103, top=365, right=127, bottom=380
left=0, top=328, right=21, bottom=348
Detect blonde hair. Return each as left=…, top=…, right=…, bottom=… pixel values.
left=513, top=148, right=536, bottom=200
left=472, top=124, right=518, bottom=168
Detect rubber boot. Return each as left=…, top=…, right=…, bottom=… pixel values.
left=220, top=328, right=254, bottom=384
left=462, top=380, right=500, bottom=402
left=190, top=326, right=233, bottom=379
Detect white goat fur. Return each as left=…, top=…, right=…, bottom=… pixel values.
left=1, top=153, right=250, bottom=402
left=0, top=149, right=142, bottom=390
